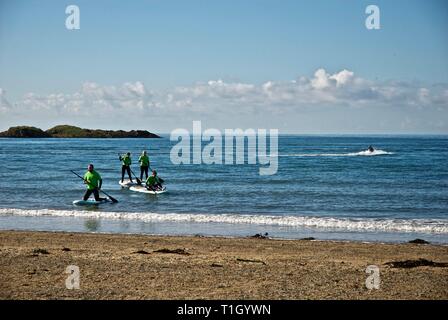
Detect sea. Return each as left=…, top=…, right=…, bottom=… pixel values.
left=0, top=135, right=447, bottom=243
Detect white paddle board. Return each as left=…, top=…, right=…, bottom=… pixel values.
left=119, top=179, right=139, bottom=187
left=129, top=185, right=167, bottom=195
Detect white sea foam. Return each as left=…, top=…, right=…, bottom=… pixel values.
left=279, top=149, right=393, bottom=157
left=0, top=208, right=446, bottom=234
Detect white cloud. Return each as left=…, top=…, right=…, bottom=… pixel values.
left=311, top=68, right=331, bottom=89
left=0, top=88, right=14, bottom=111
left=1, top=69, right=447, bottom=132
left=330, top=69, right=354, bottom=86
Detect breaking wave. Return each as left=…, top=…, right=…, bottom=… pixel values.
left=0, top=208, right=446, bottom=234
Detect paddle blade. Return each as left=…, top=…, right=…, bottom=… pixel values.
left=100, top=189, right=118, bottom=203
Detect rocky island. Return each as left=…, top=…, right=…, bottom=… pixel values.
left=0, top=125, right=161, bottom=138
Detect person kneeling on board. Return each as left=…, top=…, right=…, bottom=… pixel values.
left=83, top=164, right=106, bottom=201
left=146, top=170, right=164, bottom=191
left=139, top=150, right=150, bottom=180
left=119, top=152, right=134, bottom=183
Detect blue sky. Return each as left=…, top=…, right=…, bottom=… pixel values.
left=0, top=0, right=447, bottom=133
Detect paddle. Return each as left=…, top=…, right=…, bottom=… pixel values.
left=118, top=153, right=142, bottom=185
left=70, top=170, right=118, bottom=203
left=130, top=168, right=142, bottom=185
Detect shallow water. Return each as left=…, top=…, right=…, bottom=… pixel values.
left=0, top=135, right=447, bottom=243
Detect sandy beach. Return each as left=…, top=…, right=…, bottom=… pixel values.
left=0, top=230, right=447, bottom=300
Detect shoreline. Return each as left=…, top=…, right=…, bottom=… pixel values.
left=0, top=125, right=160, bottom=138
left=1, top=230, right=447, bottom=299
left=1, top=208, right=447, bottom=244
left=1, top=227, right=448, bottom=246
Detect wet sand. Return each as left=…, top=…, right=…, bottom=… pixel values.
left=0, top=230, right=447, bottom=299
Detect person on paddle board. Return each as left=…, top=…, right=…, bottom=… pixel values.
left=83, top=164, right=106, bottom=201
left=146, top=170, right=164, bottom=191
left=119, top=152, right=134, bottom=183
left=138, top=150, right=150, bottom=180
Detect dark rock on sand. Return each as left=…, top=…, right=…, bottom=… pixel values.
left=132, top=250, right=150, bottom=254
left=408, top=239, right=430, bottom=244
left=32, top=248, right=49, bottom=255
left=250, top=233, right=269, bottom=239
left=211, top=263, right=223, bottom=268
left=385, top=258, right=448, bottom=268
left=153, top=248, right=190, bottom=255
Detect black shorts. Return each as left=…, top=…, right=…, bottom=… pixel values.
left=83, top=188, right=100, bottom=201
left=122, top=165, right=132, bottom=178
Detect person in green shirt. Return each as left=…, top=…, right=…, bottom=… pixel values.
left=119, top=152, right=133, bottom=183
left=146, top=170, right=164, bottom=191
left=138, top=150, right=150, bottom=180
left=83, top=164, right=105, bottom=201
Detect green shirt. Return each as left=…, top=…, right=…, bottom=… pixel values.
left=120, top=154, right=132, bottom=166
left=138, top=155, right=150, bottom=167
left=146, top=176, right=162, bottom=186
left=84, top=170, right=102, bottom=190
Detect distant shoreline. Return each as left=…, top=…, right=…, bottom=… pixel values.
left=0, top=125, right=160, bottom=138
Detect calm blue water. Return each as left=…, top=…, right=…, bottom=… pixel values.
left=0, top=135, right=447, bottom=243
